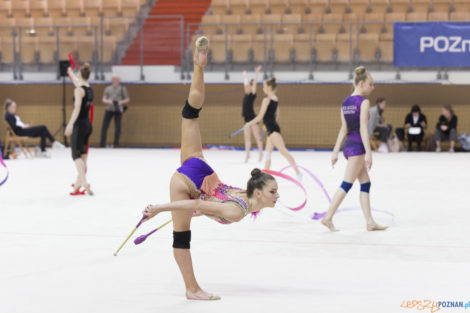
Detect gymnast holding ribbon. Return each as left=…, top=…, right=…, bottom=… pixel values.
left=320, top=66, right=387, bottom=232
left=140, top=37, right=280, bottom=301
left=65, top=63, right=94, bottom=196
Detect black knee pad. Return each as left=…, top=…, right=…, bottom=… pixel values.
left=173, top=230, right=191, bottom=249
left=182, top=100, right=201, bottom=119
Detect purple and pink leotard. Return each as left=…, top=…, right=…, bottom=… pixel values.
left=342, top=95, right=366, bottom=159
left=176, top=157, right=249, bottom=224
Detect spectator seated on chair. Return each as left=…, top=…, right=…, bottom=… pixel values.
left=4, top=98, right=64, bottom=157
left=404, top=104, right=427, bottom=151
left=368, top=97, right=392, bottom=148
left=435, top=105, right=458, bottom=152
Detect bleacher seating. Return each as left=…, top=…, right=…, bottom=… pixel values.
left=0, top=0, right=143, bottom=65
left=196, top=0, right=454, bottom=67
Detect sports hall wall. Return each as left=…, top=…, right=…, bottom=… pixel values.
left=1, top=83, right=469, bottom=149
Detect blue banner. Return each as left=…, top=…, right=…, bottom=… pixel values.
left=394, top=22, right=470, bottom=67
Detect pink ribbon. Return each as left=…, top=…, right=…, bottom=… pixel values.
left=261, top=169, right=306, bottom=211
left=0, top=153, right=8, bottom=186
left=270, top=165, right=394, bottom=220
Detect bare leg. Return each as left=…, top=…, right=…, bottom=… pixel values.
left=244, top=125, right=252, bottom=163
left=171, top=37, right=219, bottom=301
left=269, top=132, right=300, bottom=175
left=357, top=166, right=387, bottom=231
left=251, top=123, right=263, bottom=162
left=435, top=140, right=441, bottom=151
left=264, top=136, right=274, bottom=170
left=72, top=158, right=93, bottom=195
left=321, top=155, right=364, bottom=231
left=180, top=37, right=208, bottom=164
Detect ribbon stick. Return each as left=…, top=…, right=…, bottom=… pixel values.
left=228, top=127, right=244, bottom=138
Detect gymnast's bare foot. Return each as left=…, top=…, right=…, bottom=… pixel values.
left=194, top=36, right=209, bottom=68
left=367, top=223, right=388, bottom=231
left=321, top=218, right=338, bottom=232
left=186, top=289, right=221, bottom=301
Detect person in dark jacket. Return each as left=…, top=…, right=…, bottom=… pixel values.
left=4, top=98, right=64, bottom=157
left=435, top=105, right=458, bottom=152
left=404, top=104, right=427, bottom=151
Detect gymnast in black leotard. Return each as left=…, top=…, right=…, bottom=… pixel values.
left=244, top=77, right=301, bottom=180
left=242, top=66, right=263, bottom=163
left=65, top=63, right=94, bottom=195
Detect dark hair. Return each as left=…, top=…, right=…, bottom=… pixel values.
left=249, top=79, right=254, bottom=85
left=411, top=104, right=421, bottom=113
left=265, top=77, right=277, bottom=90
left=4, top=98, right=14, bottom=112
left=375, top=97, right=385, bottom=105
left=442, top=104, right=454, bottom=116
left=354, top=66, right=368, bottom=85
left=80, top=63, right=91, bottom=80
left=246, top=168, right=275, bottom=198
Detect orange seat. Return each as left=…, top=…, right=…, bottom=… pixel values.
left=231, top=34, right=252, bottom=63
left=288, top=0, right=308, bottom=14
left=272, top=33, right=294, bottom=62
left=336, top=33, right=357, bottom=63
left=210, top=0, right=228, bottom=14
left=428, top=12, right=449, bottom=21
left=378, top=32, right=393, bottom=62
left=450, top=11, right=470, bottom=21
left=252, top=33, right=271, bottom=62
left=329, top=0, right=349, bottom=13
left=305, top=0, right=328, bottom=14
left=30, top=0, right=48, bottom=18
left=228, top=0, right=248, bottom=14
left=407, top=12, right=427, bottom=21
left=209, top=34, right=229, bottom=63
left=281, top=13, right=302, bottom=34
left=369, top=0, right=390, bottom=13
left=431, top=0, right=451, bottom=13
left=261, top=14, right=282, bottom=34
left=38, top=36, right=56, bottom=63
left=384, top=12, right=405, bottom=33
left=294, top=33, right=314, bottom=62
left=315, top=33, right=336, bottom=62
left=249, top=0, right=269, bottom=14
left=201, top=14, right=221, bottom=35
left=363, top=13, right=385, bottom=33
left=389, top=0, right=410, bottom=13
left=322, top=13, right=344, bottom=34
left=410, top=0, right=430, bottom=12
left=240, top=14, right=262, bottom=35
left=358, top=33, right=379, bottom=62
left=349, top=0, right=370, bottom=15
left=453, top=0, right=470, bottom=12
left=269, top=0, right=288, bottom=14
left=221, top=14, right=241, bottom=34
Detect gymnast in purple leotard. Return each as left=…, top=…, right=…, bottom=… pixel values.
left=321, top=66, right=387, bottom=232
left=141, top=37, right=279, bottom=301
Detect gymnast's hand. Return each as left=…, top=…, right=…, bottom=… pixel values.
left=365, top=152, right=372, bottom=171
left=142, top=204, right=160, bottom=221
left=331, top=151, right=338, bottom=168
left=65, top=124, right=73, bottom=136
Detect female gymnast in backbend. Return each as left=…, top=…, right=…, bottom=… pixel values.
left=142, top=37, right=279, bottom=300
left=321, top=66, right=387, bottom=232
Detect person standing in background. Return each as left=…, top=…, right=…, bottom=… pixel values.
left=100, top=74, right=130, bottom=148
